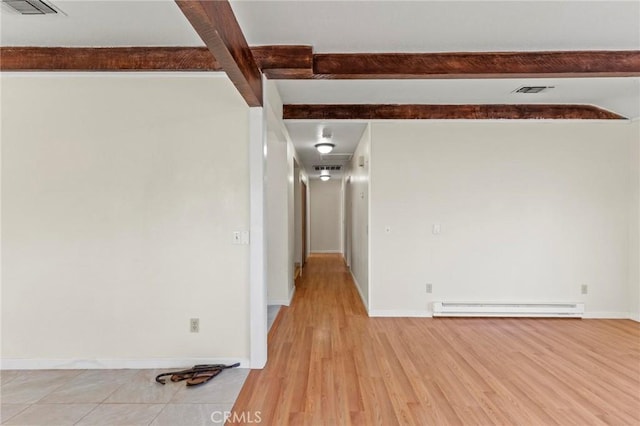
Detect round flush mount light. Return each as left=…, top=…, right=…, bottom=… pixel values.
left=315, top=143, right=335, bottom=154
left=320, top=175, right=331, bottom=181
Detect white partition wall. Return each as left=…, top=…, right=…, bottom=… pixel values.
left=2, top=73, right=252, bottom=368
left=369, top=120, right=639, bottom=319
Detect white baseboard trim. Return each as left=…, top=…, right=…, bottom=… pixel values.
left=369, top=310, right=432, bottom=318
left=349, top=270, right=368, bottom=313
left=582, top=312, right=630, bottom=319
left=288, top=285, right=296, bottom=305
left=629, top=313, right=640, bottom=322
left=267, top=285, right=296, bottom=307
left=310, top=250, right=342, bottom=254
left=1, top=357, right=250, bottom=370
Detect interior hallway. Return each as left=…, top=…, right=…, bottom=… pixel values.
left=233, top=254, right=640, bottom=425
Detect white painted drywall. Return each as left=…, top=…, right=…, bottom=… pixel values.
left=264, top=80, right=298, bottom=306
left=266, top=129, right=291, bottom=304
left=630, top=120, right=640, bottom=321
left=1, top=74, right=251, bottom=366
left=370, top=121, right=638, bottom=318
left=309, top=179, right=342, bottom=253
left=346, top=125, right=371, bottom=309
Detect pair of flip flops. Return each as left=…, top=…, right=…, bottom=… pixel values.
left=155, top=363, right=240, bottom=387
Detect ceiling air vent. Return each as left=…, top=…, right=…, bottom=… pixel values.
left=2, top=0, right=57, bottom=14
left=514, top=86, right=554, bottom=94
left=314, top=165, right=342, bottom=171
left=321, top=153, right=353, bottom=162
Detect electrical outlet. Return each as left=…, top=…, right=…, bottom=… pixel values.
left=426, top=283, right=433, bottom=294
left=190, top=318, right=200, bottom=333
left=581, top=284, right=588, bottom=295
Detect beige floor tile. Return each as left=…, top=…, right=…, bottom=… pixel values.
left=0, top=404, right=30, bottom=423
left=0, top=370, right=84, bottom=404
left=39, top=370, right=138, bottom=404
left=104, top=370, right=179, bottom=404
left=170, top=369, right=249, bottom=404
left=74, top=403, right=164, bottom=426
left=2, top=403, right=95, bottom=425
left=0, top=371, right=20, bottom=386
left=150, top=403, right=233, bottom=426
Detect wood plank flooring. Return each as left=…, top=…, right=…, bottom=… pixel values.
left=232, top=254, right=640, bottom=425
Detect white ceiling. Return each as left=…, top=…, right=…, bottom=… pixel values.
left=232, top=1, right=640, bottom=53
left=2, top=0, right=638, bottom=179
left=277, top=77, right=640, bottom=119
left=285, top=122, right=367, bottom=179
left=0, top=1, right=203, bottom=46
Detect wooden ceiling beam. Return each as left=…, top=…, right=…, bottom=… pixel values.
left=4, top=48, right=637, bottom=81
left=175, top=0, right=263, bottom=106
left=0, top=45, right=312, bottom=72
left=283, top=104, right=627, bottom=120
left=0, top=47, right=222, bottom=71
left=312, top=51, right=640, bottom=79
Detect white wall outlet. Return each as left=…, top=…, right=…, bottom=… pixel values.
left=432, top=224, right=441, bottom=235
left=190, top=318, right=200, bottom=333
left=581, top=284, right=588, bottom=295
left=385, top=226, right=392, bottom=234
left=426, top=283, right=433, bottom=293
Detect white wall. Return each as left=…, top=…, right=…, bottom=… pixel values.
left=309, top=179, right=343, bottom=253
left=265, top=129, right=291, bottom=304
left=1, top=74, right=251, bottom=367
left=347, top=125, right=371, bottom=310
left=264, top=80, right=298, bottom=306
left=630, top=120, right=640, bottom=321
left=370, top=121, right=638, bottom=318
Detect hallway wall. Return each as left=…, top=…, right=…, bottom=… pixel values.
left=347, top=125, right=371, bottom=309
left=309, top=179, right=342, bottom=253
left=264, top=79, right=299, bottom=306
left=630, top=120, right=640, bottom=321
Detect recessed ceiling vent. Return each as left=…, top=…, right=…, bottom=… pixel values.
left=2, top=0, right=57, bottom=14
left=314, top=165, right=342, bottom=171
left=514, top=86, right=554, bottom=94
left=321, top=153, right=353, bottom=162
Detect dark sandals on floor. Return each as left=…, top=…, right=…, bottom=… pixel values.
left=155, top=363, right=240, bottom=386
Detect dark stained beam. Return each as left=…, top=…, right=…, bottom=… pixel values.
left=175, top=0, right=263, bottom=106
left=252, top=45, right=312, bottom=70
left=283, top=104, right=627, bottom=120
left=5, top=48, right=637, bottom=82
left=311, top=51, right=640, bottom=79
left=0, top=46, right=312, bottom=72
left=0, top=47, right=221, bottom=71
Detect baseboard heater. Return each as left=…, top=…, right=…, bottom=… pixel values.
left=432, top=302, right=584, bottom=318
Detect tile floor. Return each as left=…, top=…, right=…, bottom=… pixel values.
left=0, top=367, right=249, bottom=425
left=267, top=305, right=281, bottom=332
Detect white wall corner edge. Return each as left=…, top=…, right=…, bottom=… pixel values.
left=267, top=282, right=297, bottom=306
left=349, top=270, right=369, bottom=313
left=0, top=358, right=251, bottom=370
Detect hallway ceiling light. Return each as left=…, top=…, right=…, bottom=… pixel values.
left=320, top=175, right=331, bottom=181
left=315, top=143, right=335, bottom=154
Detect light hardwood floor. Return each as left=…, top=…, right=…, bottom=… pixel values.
left=233, top=254, right=640, bottom=425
